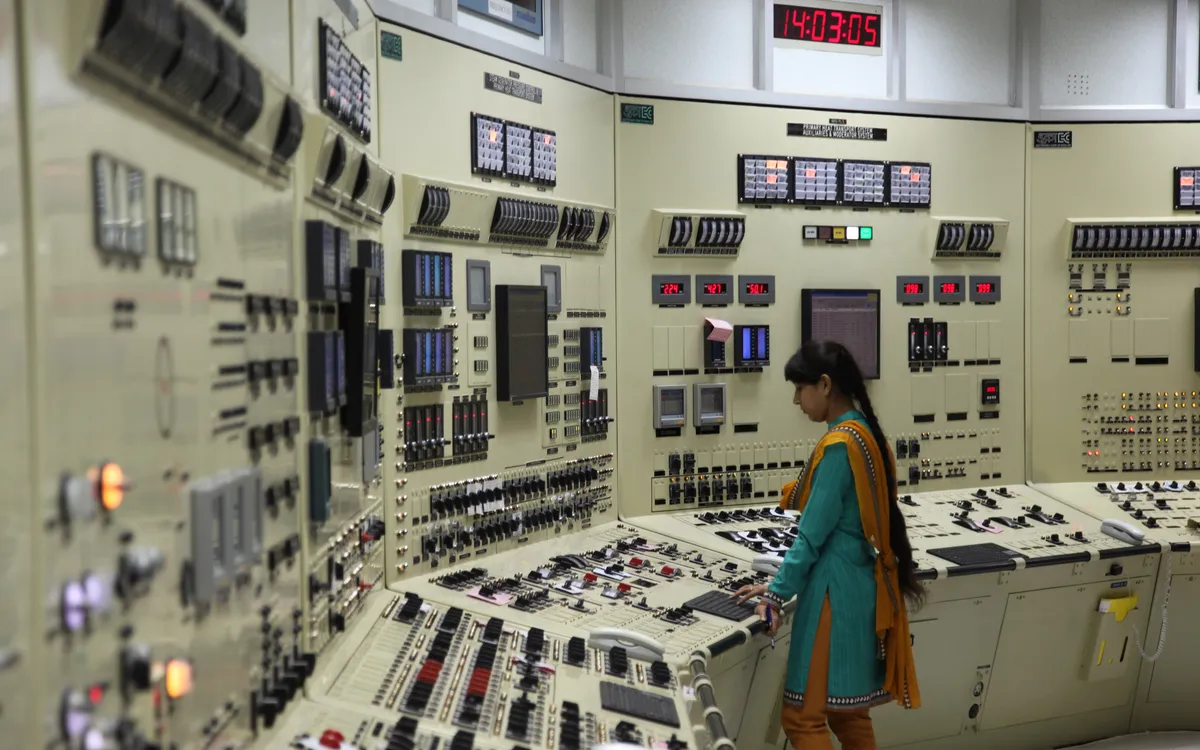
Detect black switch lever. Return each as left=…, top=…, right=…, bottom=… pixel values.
left=1022, top=505, right=1057, bottom=525
left=951, top=511, right=987, bottom=533
left=985, top=515, right=1027, bottom=529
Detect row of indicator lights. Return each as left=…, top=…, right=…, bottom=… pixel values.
left=1120, top=403, right=1200, bottom=409
left=803, top=225, right=874, bottom=241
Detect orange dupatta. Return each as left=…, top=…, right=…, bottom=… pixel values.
left=779, top=421, right=922, bottom=710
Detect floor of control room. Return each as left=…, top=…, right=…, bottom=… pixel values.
left=1065, top=734, right=1200, bottom=750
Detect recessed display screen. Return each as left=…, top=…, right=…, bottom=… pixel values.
left=773, top=3, right=882, bottom=48
left=659, top=282, right=685, bottom=295
left=495, top=285, right=549, bottom=402
left=703, top=282, right=728, bottom=295
left=904, top=282, right=924, bottom=295
left=745, top=282, right=770, bottom=296
left=939, top=281, right=960, bottom=294
left=975, top=281, right=995, bottom=294
left=801, top=289, right=881, bottom=380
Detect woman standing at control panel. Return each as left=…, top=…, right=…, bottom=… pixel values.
left=732, top=340, right=923, bottom=750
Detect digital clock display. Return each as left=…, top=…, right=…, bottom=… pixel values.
left=773, top=3, right=882, bottom=48
left=904, top=282, right=924, bottom=295
left=975, top=281, right=995, bottom=294
left=940, top=281, right=961, bottom=294
left=659, top=282, right=685, bottom=296
left=704, top=282, right=728, bottom=295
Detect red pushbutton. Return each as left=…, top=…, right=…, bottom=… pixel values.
left=660, top=565, right=676, bottom=576
left=320, top=729, right=345, bottom=748
left=583, top=572, right=597, bottom=582
left=630, top=557, right=644, bottom=567
left=618, top=583, right=631, bottom=592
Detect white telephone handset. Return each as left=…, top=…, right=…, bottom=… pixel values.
left=1101, top=518, right=1145, bottom=545
left=752, top=554, right=785, bottom=575
left=588, top=628, right=666, bottom=661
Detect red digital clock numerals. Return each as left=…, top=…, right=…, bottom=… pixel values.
left=659, top=282, right=684, bottom=295
left=773, top=4, right=881, bottom=48
left=745, top=282, right=770, bottom=296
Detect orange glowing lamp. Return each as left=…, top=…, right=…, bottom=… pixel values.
left=86, top=462, right=127, bottom=512
left=164, top=658, right=193, bottom=700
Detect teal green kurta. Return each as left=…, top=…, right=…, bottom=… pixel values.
left=762, top=411, right=889, bottom=709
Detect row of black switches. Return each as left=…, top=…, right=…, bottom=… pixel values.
left=385, top=717, right=420, bottom=750
left=524, top=628, right=545, bottom=656
left=649, top=661, right=672, bottom=687
left=607, top=646, right=629, bottom=677
left=559, top=702, right=583, bottom=750
left=507, top=693, right=536, bottom=740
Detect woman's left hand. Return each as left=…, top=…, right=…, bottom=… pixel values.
left=756, top=601, right=780, bottom=637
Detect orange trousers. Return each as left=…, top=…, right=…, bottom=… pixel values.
left=780, top=596, right=877, bottom=750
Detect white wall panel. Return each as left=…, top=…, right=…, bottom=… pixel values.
left=1187, top=0, right=1199, bottom=108
left=772, top=0, right=891, bottom=99
left=564, top=0, right=599, bottom=72
left=458, top=5, right=547, bottom=54
left=390, top=0, right=438, bottom=15
left=1038, top=0, right=1170, bottom=108
left=905, top=0, right=1013, bottom=105
left=623, top=0, right=756, bottom=89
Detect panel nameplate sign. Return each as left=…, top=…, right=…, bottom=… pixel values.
left=484, top=72, right=543, bottom=104
left=380, top=31, right=402, bottom=61
left=788, top=122, right=887, bottom=141
left=1033, top=130, right=1073, bottom=148
left=621, top=103, right=655, bottom=125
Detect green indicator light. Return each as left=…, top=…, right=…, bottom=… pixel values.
left=860, top=226, right=874, bottom=240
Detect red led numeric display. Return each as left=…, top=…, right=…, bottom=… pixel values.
left=704, top=282, right=727, bottom=295
left=975, top=282, right=994, bottom=294
left=903, top=283, right=923, bottom=295
left=659, top=283, right=684, bottom=295
left=940, top=282, right=960, bottom=294
left=773, top=4, right=882, bottom=48
left=745, top=282, right=770, bottom=295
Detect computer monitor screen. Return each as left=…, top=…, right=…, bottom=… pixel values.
left=496, top=285, right=550, bottom=401
left=801, top=289, right=882, bottom=380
